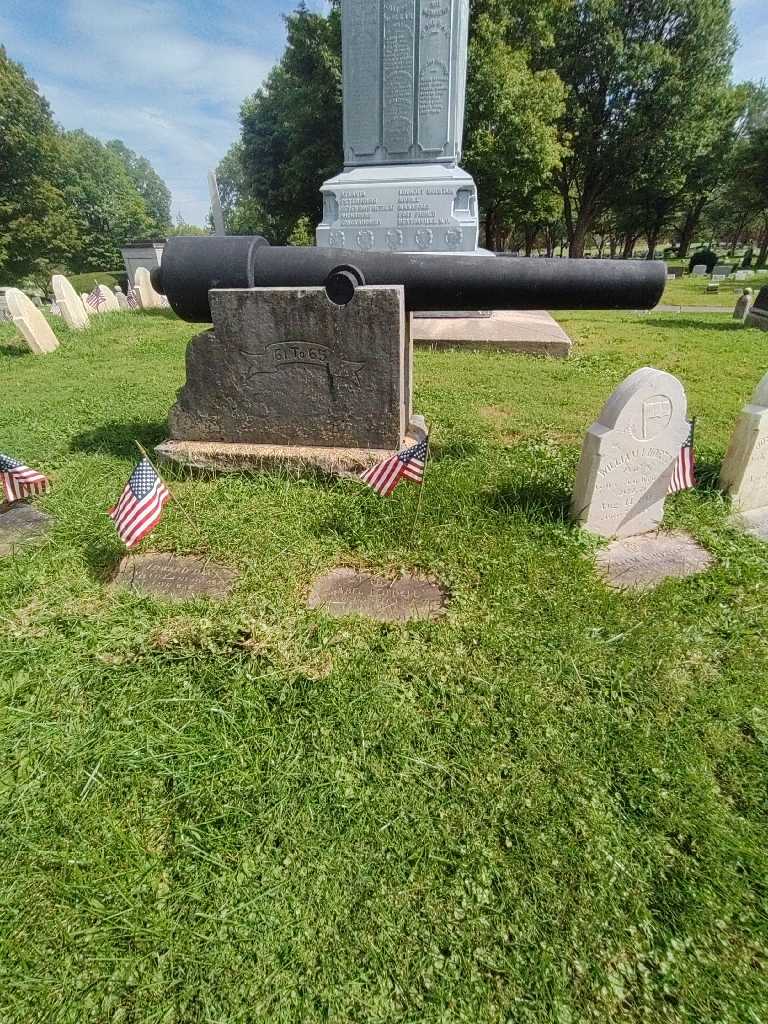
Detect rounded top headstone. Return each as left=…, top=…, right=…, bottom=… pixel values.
left=5, top=288, right=60, bottom=354
left=51, top=274, right=90, bottom=329
left=595, top=366, right=688, bottom=442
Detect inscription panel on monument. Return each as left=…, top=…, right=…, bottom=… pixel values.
left=383, top=0, right=417, bottom=157
left=418, top=0, right=452, bottom=155
left=343, top=2, right=381, bottom=160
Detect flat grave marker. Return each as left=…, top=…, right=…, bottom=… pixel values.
left=308, top=568, right=447, bottom=622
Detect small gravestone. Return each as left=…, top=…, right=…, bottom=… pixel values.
left=712, top=264, right=733, bottom=280
left=5, top=288, right=60, bottom=354
left=691, top=265, right=707, bottom=277
left=307, top=567, right=447, bottom=622
left=112, top=553, right=238, bottom=600
left=97, top=285, right=120, bottom=312
left=134, top=266, right=160, bottom=309
left=733, top=289, right=753, bottom=320
left=0, top=503, right=54, bottom=557
left=720, top=370, right=768, bottom=538
left=745, top=286, right=768, bottom=332
left=596, top=531, right=714, bottom=590
left=571, top=367, right=689, bottom=537
left=114, top=286, right=130, bottom=310
left=51, top=274, right=89, bottom=330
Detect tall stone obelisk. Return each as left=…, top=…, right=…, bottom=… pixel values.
left=317, top=0, right=479, bottom=254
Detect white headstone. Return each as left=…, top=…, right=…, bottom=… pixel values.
left=97, top=285, right=120, bottom=312
left=134, top=266, right=160, bottom=309
left=691, top=265, right=707, bottom=277
left=114, top=286, right=130, bottom=310
left=733, top=289, right=753, bottom=320
left=5, top=288, right=60, bottom=354
left=720, top=371, right=768, bottom=513
left=571, top=367, right=689, bottom=537
left=51, top=274, right=90, bottom=330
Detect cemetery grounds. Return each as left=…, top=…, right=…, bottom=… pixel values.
left=1, top=303, right=767, bottom=1023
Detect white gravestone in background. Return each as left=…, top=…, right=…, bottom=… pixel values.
left=113, top=286, right=130, bottom=310
left=317, top=0, right=478, bottom=254
left=720, top=371, right=768, bottom=522
left=571, top=367, right=689, bottom=538
left=97, top=285, right=120, bottom=312
left=51, top=274, right=90, bottom=330
left=134, top=266, right=160, bottom=309
left=5, top=288, right=60, bottom=355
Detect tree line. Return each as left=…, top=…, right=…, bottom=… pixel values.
left=218, top=0, right=768, bottom=262
left=1, top=46, right=173, bottom=286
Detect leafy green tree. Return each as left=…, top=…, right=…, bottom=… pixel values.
left=0, top=46, right=75, bottom=283
left=106, top=140, right=172, bottom=233
left=58, top=130, right=156, bottom=271
left=463, top=8, right=566, bottom=250
left=525, top=0, right=736, bottom=256
left=215, top=142, right=270, bottom=235
left=237, top=2, right=342, bottom=243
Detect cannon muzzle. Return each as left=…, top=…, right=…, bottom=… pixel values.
left=152, top=236, right=666, bottom=323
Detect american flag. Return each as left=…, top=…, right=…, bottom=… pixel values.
left=126, top=283, right=138, bottom=309
left=0, top=452, right=49, bottom=503
left=109, top=457, right=170, bottom=548
left=360, top=437, right=429, bottom=497
left=669, top=419, right=696, bottom=493
left=86, top=285, right=105, bottom=312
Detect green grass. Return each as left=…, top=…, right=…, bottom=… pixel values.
left=662, top=270, right=768, bottom=308
left=67, top=270, right=128, bottom=295
left=1, top=309, right=768, bottom=1023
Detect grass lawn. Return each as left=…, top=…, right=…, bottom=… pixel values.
left=662, top=270, right=768, bottom=309
left=1, top=308, right=768, bottom=1023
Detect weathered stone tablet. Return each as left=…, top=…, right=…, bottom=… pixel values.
left=97, top=285, right=121, bottom=312
left=308, top=567, right=447, bottom=622
left=571, top=367, right=689, bottom=537
left=720, top=370, right=768, bottom=519
left=114, top=287, right=130, bottom=310
left=5, top=288, right=60, bottom=354
left=0, top=503, right=54, bottom=557
left=51, top=275, right=90, bottom=330
left=169, top=286, right=409, bottom=450
left=135, top=266, right=161, bottom=309
left=596, top=531, right=714, bottom=590
left=112, top=553, right=238, bottom=600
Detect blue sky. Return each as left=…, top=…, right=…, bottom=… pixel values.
left=1, top=0, right=765, bottom=227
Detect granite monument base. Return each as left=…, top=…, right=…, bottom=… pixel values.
left=411, top=310, right=572, bottom=358
left=317, top=163, right=479, bottom=255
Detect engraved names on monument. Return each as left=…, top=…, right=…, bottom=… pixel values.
left=318, top=0, right=478, bottom=253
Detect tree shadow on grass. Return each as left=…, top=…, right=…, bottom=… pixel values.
left=70, top=420, right=167, bottom=460
left=658, top=317, right=743, bottom=333
left=483, top=479, right=571, bottom=523
left=0, top=343, right=31, bottom=358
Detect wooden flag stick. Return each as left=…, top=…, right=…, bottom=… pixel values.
left=409, top=426, right=431, bottom=545
left=133, top=440, right=208, bottom=549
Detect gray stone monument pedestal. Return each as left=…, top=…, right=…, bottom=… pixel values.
left=157, top=285, right=425, bottom=477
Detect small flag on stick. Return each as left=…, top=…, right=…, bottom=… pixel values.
left=109, top=457, right=170, bottom=548
left=126, top=283, right=138, bottom=309
left=360, top=437, right=429, bottom=497
left=0, top=453, right=50, bottom=503
left=669, top=418, right=697, bottom=494
left=86, top=285, right=105, bottom=312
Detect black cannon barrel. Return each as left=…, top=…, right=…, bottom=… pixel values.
left=153, top=235, right=666, bottom=323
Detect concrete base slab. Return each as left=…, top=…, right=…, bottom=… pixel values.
left=596, top=531, right=714, bottom=591
left=156, top=418, right=427, bottom=479
left=728, top=508, right=768, bottom=540
left=410, top=310, right=572, bottom=358
left=0, top=503, right=54, bottom=557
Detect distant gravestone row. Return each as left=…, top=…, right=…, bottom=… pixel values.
left=1, top=267, right=167, bottom=355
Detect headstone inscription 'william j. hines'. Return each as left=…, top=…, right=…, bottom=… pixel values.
left=168, top=286, right=410, bottom=451
left=317, top=0, right=478, bottom=254
left=571, top=367, right=689, bottom=538
left=720, top=370, right=768, bottom=538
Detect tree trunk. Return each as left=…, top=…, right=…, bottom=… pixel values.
left=524, top=225, right=536, bottom=257
left=757, top=222, right=768, bottom=268
left=609, top=235, right=618, bottom=258
left=622, top=235, right=638, bottom=259
left=646, top=230, right=659, bottom=260
left=677, top=197, right=706, bottom=258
